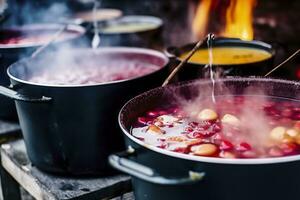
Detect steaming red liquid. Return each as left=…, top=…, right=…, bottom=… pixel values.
left=28, top=62, right=161, bottom=85
left=131, top=96, right=300, bottom=159
left=0, top=30, right=79, bottom=46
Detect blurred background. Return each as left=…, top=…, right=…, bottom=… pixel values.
left=1, top=0, right=300, bottom=79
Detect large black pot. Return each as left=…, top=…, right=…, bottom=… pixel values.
left=0, top=23, right=86, bottom=120
left=166, top=38, right=275, bottom=81
left=0, top=47, right=169, bottom=175
left=110, top=78, right=300, bottom=200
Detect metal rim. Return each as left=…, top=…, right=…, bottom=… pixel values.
left=7, top=47, right=169, bottom=88
left=169, top=38, right=275, bottom=66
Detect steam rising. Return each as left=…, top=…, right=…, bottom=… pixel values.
left=169, top=81, right=274, bottom=156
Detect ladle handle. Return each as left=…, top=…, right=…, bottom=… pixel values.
left=109, top=146, right=205, bottom=186
left=0, top=86, right=52, bottom=103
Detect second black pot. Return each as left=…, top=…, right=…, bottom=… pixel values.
left=0, top=47, right=169, bottom=175
left=166, top=38, right=275, bottom=81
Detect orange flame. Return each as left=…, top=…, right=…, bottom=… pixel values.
left=221, top=0, right=257, bottom=41
left=192, top=0, right=257, bottom=41
left=192, top=0, right=213, bottom=39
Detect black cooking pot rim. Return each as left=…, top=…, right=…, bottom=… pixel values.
left=118, top=77, right=300, bottom=165
left=0, top=23, right=86, bottom=49
left=99, top=15, right=163, bottom=35
left=167, top=38, right=275, bottom=66
left=7, top=47, right=169, bottom=88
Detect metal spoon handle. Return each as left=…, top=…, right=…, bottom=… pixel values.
left=264, top=49, right=300, bottom=77
left=31, top=25, right=68, bottom=59
left=162, top=34, right=213, bottom=87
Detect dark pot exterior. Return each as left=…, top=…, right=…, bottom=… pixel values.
left=166, top=38, right=275, bottom=81
left=6, top=48, right=169, bottom=175
left=114, top=78, right=300, bottom=200
left=0, top=47, right=34, bottom=120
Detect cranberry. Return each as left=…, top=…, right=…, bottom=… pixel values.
left=157, top=143, right=168, bottom=149
left=185, top=127, right=194, bottom=133
left=292, top=107, right=300, bottom=113
left=294, top=121, right=300, bottom=130
left=236, top=142, right=252, bottom=152
left=234, top=96, right=244, bottom=104
left=168, top=107, right=180, bottom=114
left=212, top=123, right=222, bottom=132
left=173, top=147, right=189, bottom=153
left=279, top=118, right=292, bottom=126
left=282, top=102, right=294, bottom=108
left=292, top=113, right=300, bottom=120
left=198, top=121, right=212, bottom=129
left=263, top=101, right=276, bottom=109
left=220, top=140, right=234, bottom=151
left=268, top=147, right=284, bottom=157
left=279, top=143, right=298, bottom=155
left=268, top=120, right=278, bottom=126
left=193, top=130, right=216, bottom=138
left=138, top=117, right=151, bottom=125
left=240, top=151, right=257, bottom=158
left=188, top=122, right=199, bottom=128
left=147, top=111, right=159, bottom=117
left=158, top=110, right=168, bottom=115
left=211, top=133, right=223, bottom=141
left=281, top=108, right=293, bottom=118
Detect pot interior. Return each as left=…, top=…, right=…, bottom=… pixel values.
left=169, top=38, right=274, bottom=66
left=8, top=47, right=169, bottom=86
left=0, top=24, right=85, bottom=49
left=119, top=78, right=300, bottom=164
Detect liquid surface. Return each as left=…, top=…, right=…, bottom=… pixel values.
left=180, top=47, right=272, bottom=65
left=131, top=96, right=300, bottom=159
left=28, top=61, right=161, bottom=85
left=101, top=22, right=159, bottom=33
left=0, top=30, right=79, bottom=47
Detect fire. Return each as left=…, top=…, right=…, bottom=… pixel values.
left=222, top=0, right=256, bottom=41
left=192, top=0, right=257, bottom=41
left=192, top=0, right=213, bottom=40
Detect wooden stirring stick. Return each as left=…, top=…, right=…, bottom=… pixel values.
left=264, top=49, right=300, bottom=77
left=162, top=34, right=214, bottom=87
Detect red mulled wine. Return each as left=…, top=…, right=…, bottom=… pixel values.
left=28, top=61, right=161, bottom=85
left=0, top=29, right=80, bottom=47
left=131, top=95, right=300, bottom=159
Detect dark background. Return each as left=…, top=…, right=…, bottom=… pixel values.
left=1, top=0, right=300, bottom=79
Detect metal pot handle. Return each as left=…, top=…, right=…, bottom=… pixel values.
left=164, top=47, right=178, bottom=59
left=109, top=146, right=205, bottom=185
left=0, top=86, right=52, bottom=103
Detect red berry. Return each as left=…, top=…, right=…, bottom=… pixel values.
left=292, top=107, right=300, bottom=113
left=236, top=142, right=252, bottom=152
left=188, top=122, right=199, bottom=128
left=147, top=111, right=159, bottom=117
left=138, top=117, right=151, bottom=125
left=279, top=143, right=298, bottom=155
left=281, top=109, right=293, bottom=118
left=292, top=113, right=300, bottom=120
left=212, top=123, right=222, bottom=132
left=294, top=121, right=300, bottom=130
left=240, top=151, right=257, bottom=158
left=268, top=147, right=284, bottom=157
left=185, top=127, right=194, bottom=133
left=220, top=140, right=234, bottom=151
left=158, top=111, right=168, bottom=115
